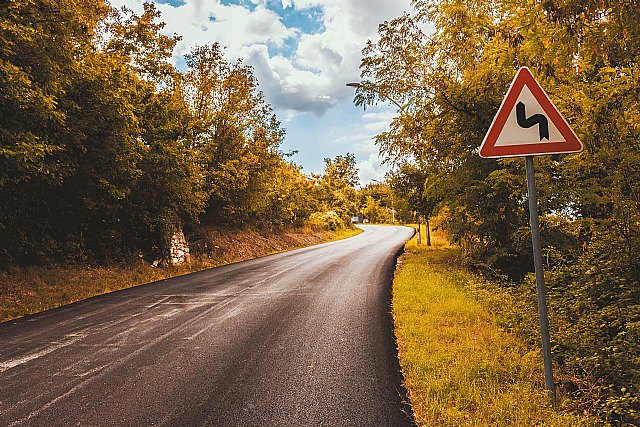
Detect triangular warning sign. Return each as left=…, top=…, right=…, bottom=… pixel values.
left=479, top=67, right=583, bottom=158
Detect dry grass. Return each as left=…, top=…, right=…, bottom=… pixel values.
left=405, top=222, right=451, bottom=251
left=393, top=232, right=597, bottom=426
left=0, top=226, right=361, bottom=323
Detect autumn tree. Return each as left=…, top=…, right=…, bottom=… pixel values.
left=358, top=181, right=400, bottom=224
left=313, top=153, right=360, bottom=224
left=0, top=0, right=112, bottom=264
left=1, top=3, right=200, bottom=263
left=181, top=43, right=293, bottom=227
left=359, top=0, right=639, bottom=423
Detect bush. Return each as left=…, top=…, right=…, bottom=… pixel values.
left=307, top=211, right=344, bottom=231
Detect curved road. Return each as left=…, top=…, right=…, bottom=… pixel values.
left=0, top=225, right=415, bottom=426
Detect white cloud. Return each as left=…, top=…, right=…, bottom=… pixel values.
left=210, top=4, right=295, bottom=50
left=362, top=111, right=397, bottom=121
left=240, top=45, right=339, bottom=116
left=108, top=0, right=417, bottom=182
left=357, top=152, right=390, bottom=184
left=108, top=0, right=413, bottom=115
left=360, top=110, right=396, bottom=132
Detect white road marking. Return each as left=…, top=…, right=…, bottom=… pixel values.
left=0, top=333, right=85, bottom=373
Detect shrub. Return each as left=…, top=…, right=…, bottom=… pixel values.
left=307, top=211, right=344, bottom=231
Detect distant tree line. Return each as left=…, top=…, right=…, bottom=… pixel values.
left=0, top=1, right=359, bottom=267
left=357, top=0, right=639, bottom=424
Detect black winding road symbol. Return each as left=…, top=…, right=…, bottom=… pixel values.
left=516, top=101, right=549, bottom=141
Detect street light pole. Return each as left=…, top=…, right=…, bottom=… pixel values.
left=346, top=82, right=405, bottom=110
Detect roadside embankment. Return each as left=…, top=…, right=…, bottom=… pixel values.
left=0, top=226, right=361, bottom=323
left=392, top=227, right=596, bottom=426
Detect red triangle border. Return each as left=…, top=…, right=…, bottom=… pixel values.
left=479, top=67, right=583, bottom=158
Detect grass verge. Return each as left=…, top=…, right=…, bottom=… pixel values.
left=393, top=229, right=596, bottom=426
left=0, top=226, right=361, bottom=323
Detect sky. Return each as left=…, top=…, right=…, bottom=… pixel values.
left=108, top=0, right=418, bottom=184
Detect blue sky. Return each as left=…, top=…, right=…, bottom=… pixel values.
left=110, top=0, right=418, bottom=183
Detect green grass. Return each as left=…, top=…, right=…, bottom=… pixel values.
left=0, top=226, right=362, bottom=323
left=393, top=233, right=597, bottom=426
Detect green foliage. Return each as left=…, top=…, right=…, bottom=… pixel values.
left=360, top=0, right=639, bottom=423
left=544, top=221, right=639, bottom=423
left=307, top=211, right=344, bottom=231
left=387, top=162, right=430, bottom=216
left=358, top=183, right=399, bottom=224
left=310, top=153, right=360, bottom=225
left=0, top=2, right=327, bottom=266
left=322, top=153, right=359, bottom=189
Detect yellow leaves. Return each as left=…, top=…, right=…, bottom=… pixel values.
left=623, top=109, right=640, bottom=132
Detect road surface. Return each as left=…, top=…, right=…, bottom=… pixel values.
left=0, top=225, right=415, bottom=426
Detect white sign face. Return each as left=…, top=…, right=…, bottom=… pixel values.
left=479, top=67, right=583, bottom=158
left=494, top=85, right=563, bottom=147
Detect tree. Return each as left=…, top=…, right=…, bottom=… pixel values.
left=313, top=153, right=360, bottom=224
left=322, top=153, right=359, bottom=189
left=388, top=163, right=428, bottom=214
left=0, top=2, right=205, bottom=264
left=103, top=2, right=181, bottom=83
left=0, top=0, right=112, bottom=264
left=359, top=0, right=639, bottom=422
left=182, top=43, right=288, bottom=226
left=388, top=162, right=432, bottom=243
left=358, top=181, right=401, bottom=224
left=363, top=195, right=384, bottom=223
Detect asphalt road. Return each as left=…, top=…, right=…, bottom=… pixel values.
left=0, top=225, right=416, bottom=427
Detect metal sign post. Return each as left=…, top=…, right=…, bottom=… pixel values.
left=525, top=156, right=556, bottom=404
left=478, top=66, right=583, bottom=405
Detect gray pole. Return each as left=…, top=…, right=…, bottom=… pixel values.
left=525, top=156, right=556, bottom=404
